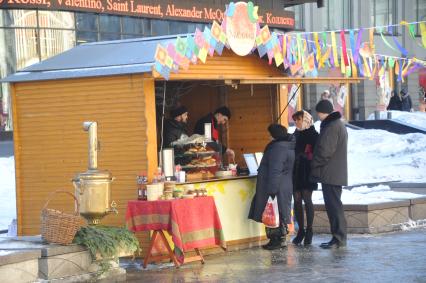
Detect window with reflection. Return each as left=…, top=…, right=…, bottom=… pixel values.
left=286, top=4, right=304, bottom=30
left=76, top=12, right=98, bottom=31
left=39, top=29, right=75, bottom=60
left=99, top=32, right=121, bottom=41
left=122, top=16, right=143, bottom=35
left=0, top=10, right=38, bottom=28
left=371, top=0, right=395, bottom=27
left=327, top=0, right=350, bottom=30
left=99, top=14, right=120, bottom=33
left=169, top=21, right=189, bottom=34
left=151, top=19, right=169, bottom=36
left=38, top=11, right=74, bottom=29
left=76, top=30, right=98, bottom=44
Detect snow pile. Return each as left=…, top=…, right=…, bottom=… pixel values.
left=0, top=157, right=16, bottom=230
left=347, top=128, right=426, bottom=184
left=312, top=184, right=424, bottom=204
left=399, top=219, right=426, bottom=231
left=367, top=110, right=426, bottom=130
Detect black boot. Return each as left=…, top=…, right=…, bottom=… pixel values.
left=292, top=228, right=305, bottom=245
left=303, top=228, right=313, bottom=245
left=262, top=238, right=282, bottom=250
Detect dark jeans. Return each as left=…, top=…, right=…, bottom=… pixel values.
left=322, top=184, right=347, bottom=243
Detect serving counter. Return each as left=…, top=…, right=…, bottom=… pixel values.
left=175, top=175, right=266, bottom=247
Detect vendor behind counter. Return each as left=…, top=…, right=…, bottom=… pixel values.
left=162, top=106, right=189, bottom=147
left=193, top=106, right=235, bottom=161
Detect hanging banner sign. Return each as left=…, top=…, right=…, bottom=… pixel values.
left=225, top=2, right=257, bottom=56
left=0, top=0, right=295, bottom=29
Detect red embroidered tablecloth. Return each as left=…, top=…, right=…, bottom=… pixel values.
left=126, top=196, right=225, bottom=263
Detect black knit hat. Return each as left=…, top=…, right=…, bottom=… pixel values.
left=214, top=106, right=231, bottom=120
left=268, top=124, right=288, bottom=140
left=170, top=106, right=188, bottom=118
left=315, top=99, right=334, bottom=114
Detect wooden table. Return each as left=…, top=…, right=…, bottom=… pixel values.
left=126, top=196, right=225, bottom=268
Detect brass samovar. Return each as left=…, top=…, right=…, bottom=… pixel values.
left=72, top=121, right=117, bottom=225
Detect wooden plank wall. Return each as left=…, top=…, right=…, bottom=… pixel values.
left=12, top=75, right=155, bottom=251
left=178, top=82, right=222, bottom=135
left=227, top=84, right=277, bottom=166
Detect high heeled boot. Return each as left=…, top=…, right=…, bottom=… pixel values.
left=304, top=228, right=313, bottom=245
left=291, top=228, right=305, bottom=245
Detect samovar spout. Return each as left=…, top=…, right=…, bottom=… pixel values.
left=106, top=201, right=118, bottom=215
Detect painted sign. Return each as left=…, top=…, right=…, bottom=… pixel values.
left=0, top=0, right=295, bottom=29
left=225, top=2, right=257, bottom=56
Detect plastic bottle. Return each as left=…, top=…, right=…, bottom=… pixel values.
left=137, top=172, right=148, bottom=200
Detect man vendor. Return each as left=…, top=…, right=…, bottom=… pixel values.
left=163, top=105, right=189, bottom=147
left=193, top=106, right=235, bottom=161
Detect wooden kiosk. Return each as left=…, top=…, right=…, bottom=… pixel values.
left=3, top=34, right=360, bottom=255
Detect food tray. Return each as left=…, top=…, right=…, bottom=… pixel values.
left=181, top=164, right=217, bottom=169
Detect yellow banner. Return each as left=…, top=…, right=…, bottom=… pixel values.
left=420, top=22, right=426, bottom=48
left=369, top=28, right=375, bottom=55
left=331, top=31, right=339, bottom=67
left=282, top=35, right=287, bottom=62
left=314, top=32, right=321, bottom=63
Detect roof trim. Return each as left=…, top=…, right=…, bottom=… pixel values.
left=1, top=63, right=153, bottom=83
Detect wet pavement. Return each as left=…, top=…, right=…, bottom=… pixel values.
left=123, top=227, right=426, bottom=283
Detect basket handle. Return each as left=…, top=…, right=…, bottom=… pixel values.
left=43, top=190, right=80, bottom=216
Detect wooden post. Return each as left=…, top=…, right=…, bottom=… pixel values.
left=10, top=84, right=23, bottom=236
left=297, top=84, right=303, bottom=111
left=142, top=77, right=158, bottom=182
left=277, top=84, right=288, bottom=127
left=344, top=83, right=351, bottom=121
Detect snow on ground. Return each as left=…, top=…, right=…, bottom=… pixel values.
left=1, top=112, right=425, bottom=229
left=312, top=184, right=424, bottom=205
left=0, top=157, right=16, bottom=231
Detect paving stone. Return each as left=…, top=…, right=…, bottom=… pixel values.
left=124, top=228, right=426, bottom=282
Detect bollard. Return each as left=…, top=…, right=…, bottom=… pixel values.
left=374, top=110, right=380, bottom=120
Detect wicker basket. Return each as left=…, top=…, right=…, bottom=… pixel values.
left=41, top=190, right=82, bottom=245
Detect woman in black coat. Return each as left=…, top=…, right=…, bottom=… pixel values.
left=291, top=110, right=318, bottom=245
left=248, top=124, right=295, bottom=250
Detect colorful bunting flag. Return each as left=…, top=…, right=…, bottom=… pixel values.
left=420, top=22, right=426, bottom=48
left=340, top=30, right=349, bottom=66
left=331, top=31, right=339, bottom=68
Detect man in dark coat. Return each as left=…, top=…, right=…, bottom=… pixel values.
left=400, top=89, right=413, bottom=112
left=248, top=124, right=295, bottom=250
left=311, top=99, right=348, bottom=249
left=193, top=106, right=235, bottom=161
left=163, top=106, right=189, bottom=147
left=387, top=91, right=402, bottom=111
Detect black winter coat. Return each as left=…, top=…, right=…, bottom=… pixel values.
left=293, top=126, right=318, bottom=191
left=163, top=119, right=188, bottom=147
left=248, top=136, right=295, bottom=225
left=311, top=111, right=348, bottom=186
left=387, top=95, right=402, bottom=111
left=401, top=94, right=412, bottom=112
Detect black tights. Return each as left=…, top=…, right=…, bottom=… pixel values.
left=293, top=190, right=314, bottom=232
